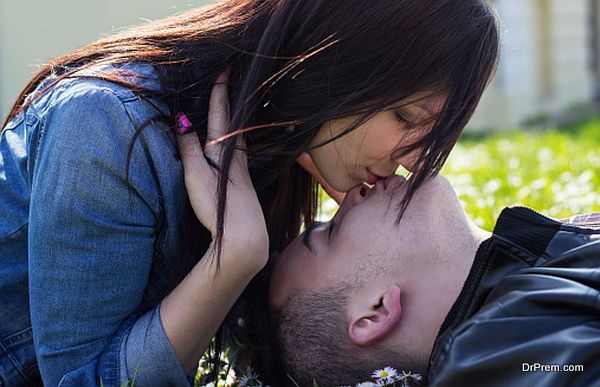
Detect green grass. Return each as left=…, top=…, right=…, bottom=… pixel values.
left=319, top=117, right=600, bottom=231
left=442, top=118, right=600, bottom=230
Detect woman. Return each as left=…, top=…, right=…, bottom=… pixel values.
left=0, top=0, right=499, bottom=385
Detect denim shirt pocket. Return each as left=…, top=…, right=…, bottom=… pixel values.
left=0, top=328, right=42, bottom=386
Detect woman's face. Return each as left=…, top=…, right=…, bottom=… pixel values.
left=308, top=92, right=446, bottom=192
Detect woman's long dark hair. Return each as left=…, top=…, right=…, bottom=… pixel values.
left=2, top=0, right=499, bottom=381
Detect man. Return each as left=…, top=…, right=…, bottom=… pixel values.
left=245, top=174, right=600, bottom=386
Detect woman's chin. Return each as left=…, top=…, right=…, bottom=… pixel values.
left=339, top=180, right=362, bottom=193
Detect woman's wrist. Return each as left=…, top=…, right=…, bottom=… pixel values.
left=162, top=242, right=264, bottom=373
left=206, top=231, right=269, bottom=274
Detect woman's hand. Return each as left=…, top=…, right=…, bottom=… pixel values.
left=176, top=69, right=268, bottom=267
left=163, top=72, right=269, bottom=372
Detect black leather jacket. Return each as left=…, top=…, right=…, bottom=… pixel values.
left=426, top=207, right=600, bottom=387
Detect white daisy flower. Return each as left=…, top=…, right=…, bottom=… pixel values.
left=355, top=382, right=378, bottom=387
left=397, top=371, right=423, bottom=386
left=400, top=370, right=422, bottom=381
left=239, top=370, right=263, bottom=387
left=371, top=367, right=399, bottom=384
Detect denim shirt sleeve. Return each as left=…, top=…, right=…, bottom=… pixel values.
left=27, top=84, right=190, bottom=386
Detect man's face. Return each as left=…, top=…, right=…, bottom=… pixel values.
left=270, top=174, right=453, bottom=306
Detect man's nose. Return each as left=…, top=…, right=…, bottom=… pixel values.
left=332, top=183, right=368, bottom=223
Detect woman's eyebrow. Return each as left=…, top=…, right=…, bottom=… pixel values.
left=413, top=101, right=433, bottom=115
left=412, top=100, right=445, bottom=123
left=391, top=99, right=434, bottom=115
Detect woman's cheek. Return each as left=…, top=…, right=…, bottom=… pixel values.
left=308, top=148, right=352, bottom=192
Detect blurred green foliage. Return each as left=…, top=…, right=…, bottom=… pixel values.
left=319, top=117, right=600, bottom=231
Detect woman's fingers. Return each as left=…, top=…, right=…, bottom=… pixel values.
left=177, top=131, right=208, bottom=173
left=177, top=130, right=217, bottom=234
left=207, top=67, right=249, bottom=177
left=176, top=67, right=267, bottom=256
left=205, top=67, right=232, bottom=163
left=232, top=129, right=248, bottom=170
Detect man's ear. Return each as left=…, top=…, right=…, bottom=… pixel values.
left=348, top=284, right=402, bottom=346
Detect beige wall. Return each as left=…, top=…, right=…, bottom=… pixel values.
left=469, top=0, right=596, bottom=131
left=0, top=0, right=212, bottom=122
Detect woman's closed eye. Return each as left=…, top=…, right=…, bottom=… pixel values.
left=394, top=111, right=415, bottom=129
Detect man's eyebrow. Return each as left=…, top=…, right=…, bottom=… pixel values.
left=302, top=221, right=325, bottom=252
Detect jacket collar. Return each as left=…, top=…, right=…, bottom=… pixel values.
left=434, top=206, right=561, bottom=342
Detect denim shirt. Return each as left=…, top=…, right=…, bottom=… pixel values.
left=0, top=62, right=195, bottom=386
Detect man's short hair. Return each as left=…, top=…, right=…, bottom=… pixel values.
left=274, top=282, right=415, bottom=385
left=240, top=257, right=423, bottom=387
left=241, top=273, right=418, bottom=386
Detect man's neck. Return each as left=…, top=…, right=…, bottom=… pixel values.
left=400, top=212, right=491, bottom=369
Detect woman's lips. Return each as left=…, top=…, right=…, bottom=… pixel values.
left=365, top=169, right=384, bottom=184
